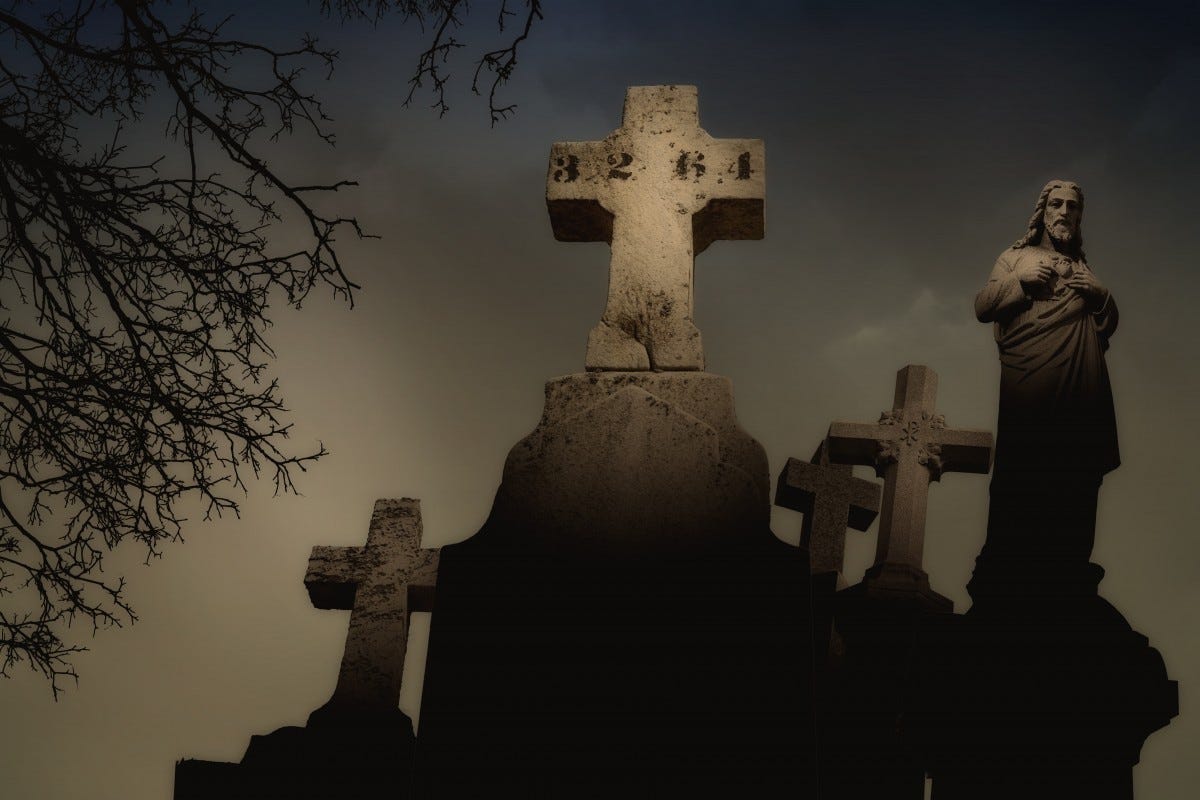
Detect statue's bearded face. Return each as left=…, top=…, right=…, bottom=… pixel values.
left=1043, top=186, right=1082, bottom=246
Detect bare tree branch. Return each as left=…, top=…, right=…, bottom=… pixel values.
left=0, top=0, right=540, bottom=695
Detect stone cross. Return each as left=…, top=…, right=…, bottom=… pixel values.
left=305, top=498, right=440, bottom=717
left=546, top=84, right=765, bottom=371
left=827, top=365, right=992, bottom=597
left=776, top=440, right=882, bottom=578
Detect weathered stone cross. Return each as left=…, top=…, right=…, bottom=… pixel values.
left=776, top=440, right=882, bottom=579
left=827, top=365, right=992, bottom=601
left=304, top=498, right=440, bottom=717
left=546, top=85, right=765, bottom=371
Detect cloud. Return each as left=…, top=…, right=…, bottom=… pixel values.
left=823, top=287, right=979, bottom=363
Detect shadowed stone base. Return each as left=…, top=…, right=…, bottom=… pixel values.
left=414, top=371, right=818, bottom=796
left=493, top=371, right=770, bottom=551
left=909, top=602, right=1177, bottom=800
left=814, top=573, right=953, bottom=800
left=847, top=561, right=952, bottom=614
left=907, top=520, right=1177, bottom=800
left=173, top=710, right=417, bottom=800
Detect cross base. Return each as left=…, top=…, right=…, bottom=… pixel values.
left=844, top=561, right=953, bottom=614
left=586, top=317, right=704, bottom=371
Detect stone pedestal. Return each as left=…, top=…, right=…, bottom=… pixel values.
left=908, top=539, right=1177, bottom=799
left=414, top=372, right=817, bottom=796
left=815, top=576, right=951, bottom=800
left=174, top=709, right=417, bottom=800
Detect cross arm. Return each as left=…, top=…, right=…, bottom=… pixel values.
left=827, top=421, right=893, bottom=468
left=775, top=457, right=821, bottom=513
left=931, top=427, right=994, bottom=474
left=305, top=545, right=364, bottom=611
left=846, top=472, right=883, bottom=531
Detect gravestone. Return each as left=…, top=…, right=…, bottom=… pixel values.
left=414, top=86, right=816, bottom=797
left=306, top=498, right=439, bottom=721
left=174, top=500, right=439, bottom=799
left=776, top=440, right=881, bottom=581
left=827, top=364, right=992, bottom=610
left=547, top=84, right=764, bottom=370
left=776, top=440, right=882, bottom=675
left=811, top=365, right=991, bottom=800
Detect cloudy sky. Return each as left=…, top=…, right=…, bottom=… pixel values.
left=4, top=1, right=1198, bottom=797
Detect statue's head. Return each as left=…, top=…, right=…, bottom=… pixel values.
left=1014, top=179, right=1085, bottom=259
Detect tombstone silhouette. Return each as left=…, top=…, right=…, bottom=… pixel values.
left=174, top=500, right=439, bottom=799
left=414, top=87, right=817, bottom=797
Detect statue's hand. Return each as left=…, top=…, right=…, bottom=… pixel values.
left=1063, top=270, right=1109, bottom=309
left=1015, top=261, right=1053, bottom=289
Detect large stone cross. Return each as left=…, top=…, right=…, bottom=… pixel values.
left=827, top=366, right=992, bottom=602
left=776, top=440, right=881, bottom=579
left=546, top=84, right=765, bottom=371
left=304, top=498, right=440, bottom=717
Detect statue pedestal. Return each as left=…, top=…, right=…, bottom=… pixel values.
left=908, top=553, right=1177, bottom=799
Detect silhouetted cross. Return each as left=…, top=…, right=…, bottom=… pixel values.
left=827, top=365, right=992, bottom=598
left=776, top=440, right=881, bottom=579
left=546, top=84, right=764, bottom=371
left=305, top=498, right=439, bottom=716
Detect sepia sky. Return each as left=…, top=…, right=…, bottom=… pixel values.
left=4, top=1, right=1199, bottom=797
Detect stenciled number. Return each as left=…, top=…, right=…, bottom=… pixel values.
left=607, top=152, right=633, bottom=180
left=674, top=150, right=706, bottom=180
left=736, top=151, right=751, bottom=180
left=553, top=154, right=580, bottom=183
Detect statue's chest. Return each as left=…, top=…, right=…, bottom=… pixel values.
left=1024, top=254, right=1084, bottom=302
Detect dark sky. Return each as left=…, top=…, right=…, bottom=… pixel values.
left=4, top=2, right=1199, bottom=797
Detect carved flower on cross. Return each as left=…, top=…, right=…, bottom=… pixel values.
left=878, top=409, right=904, bottom=426
left=876, top=439, right=902, bottom=468
left=919, top=444, right=945, bottom=479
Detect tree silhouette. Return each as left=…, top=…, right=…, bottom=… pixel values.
left=0, top=0, right=541, bottom=694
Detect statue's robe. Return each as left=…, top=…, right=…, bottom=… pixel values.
left=974, top=245, right=1119, bottom=563
left=975, top=245, right=1120, bottom=478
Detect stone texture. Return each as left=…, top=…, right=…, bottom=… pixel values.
left=547, top=85, right=764, bottom=371
left=494, top=371, right=769, bottom=548
left=305, top=498, right=439, bottom=719
left=173, top=499, right=436, bottom=799
left=827, top=365, right=992, bottom=608
left=415, top=371, right=816, bottom=795
left=776, top=440, right=881, bottom=579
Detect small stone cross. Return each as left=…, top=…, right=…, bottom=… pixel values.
left=305, top=498, right=440, bottom=717
left=546, top=85, right=765, bottom=371
left=776, top=440, right=882, bottom=579
left=827, top=366, right=992, bottom=599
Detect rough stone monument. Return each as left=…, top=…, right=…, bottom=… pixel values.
left=171, top=109, right=1180, bottom=800
left=908, top=180, right=1177, bottom=799
left=776, top=440, right=881, bottom=584
left=775, top=441, right=881, bottom=674
left=827, top=364, right=993, bottom=611
left=173, top=499, right=439, bottom=799
left=800, top=365, right=992, bottom=799
left=413, top=85, right=817, bottom=796
left=547, top=84, right=764, bottom=370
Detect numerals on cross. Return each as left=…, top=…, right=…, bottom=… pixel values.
left=827, top=365, right=993, bottom=600
left=776, top=440, right=881, bottom=579
left=546, top=85, right=765, bottom=371
left=305, top=498, right=440, bottom=718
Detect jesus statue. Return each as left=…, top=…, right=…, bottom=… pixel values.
left=972, top=179, right=1119, bottom=587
